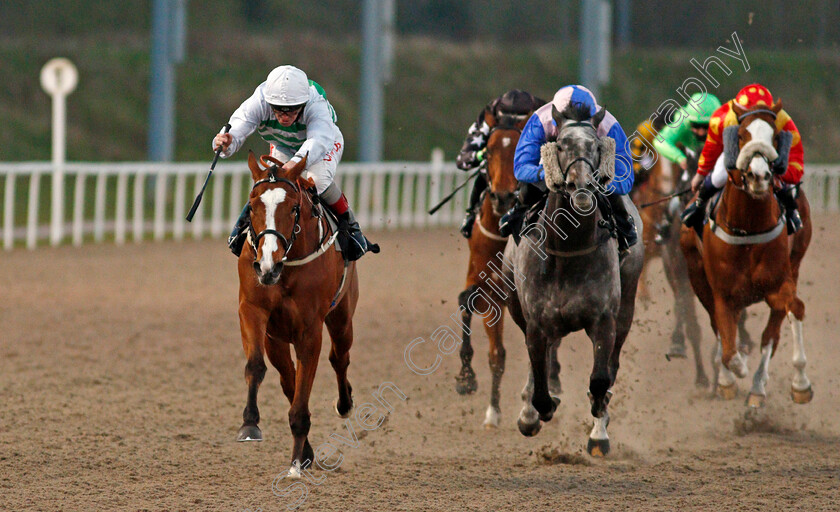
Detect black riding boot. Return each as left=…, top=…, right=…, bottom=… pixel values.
left=604, top=193, right=638, bottom=254
left=776, top=186, right=803, bottom=234
left=499, top=182, right=545, bottom=240
left=460, top=174, right=488, bottom=239
left=681, top=176, right=719, bottom=231
left=228, top=204, right=251, bottom=257
left=331, top=208, right=380, bottom=262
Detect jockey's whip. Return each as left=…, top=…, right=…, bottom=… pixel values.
left=187, top=123, right=231, bottom=222
left=428, top=164, right=484, bottom=215
left=639, top=187, right=692, bottom=209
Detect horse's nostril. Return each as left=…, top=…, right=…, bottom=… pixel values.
left=253, top=261, right=260, bottom=273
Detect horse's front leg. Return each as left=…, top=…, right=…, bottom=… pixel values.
left=455, top=285, right=478, bottom=395
left=548, top=342, right=562, bottom=398
left=517, top=328, right=553, bottom=437
left=714, top=298, right=748, bottom=379
left=237, top=303, right=270, bottom=442
left=585, top=314, right=616, bottom=457
left=287, top=324, right=323, bottom=479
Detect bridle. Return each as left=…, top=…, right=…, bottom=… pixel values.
left=556, top=121, right=600, bottom=187
left=248, top=168, right=303, bottom=263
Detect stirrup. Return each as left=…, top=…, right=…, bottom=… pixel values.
left=786, top=210, right=802, bottom=234
left=228, top=232, right=247, bottom=257
left=460, top=212, right=476, bottom=239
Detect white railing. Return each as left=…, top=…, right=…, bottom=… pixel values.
left=0, top=149, right=475, bottom=250
left=1, top=160, right=839, bottom=251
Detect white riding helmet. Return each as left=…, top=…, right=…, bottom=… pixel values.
left=263, top=65, right=310, bottom=107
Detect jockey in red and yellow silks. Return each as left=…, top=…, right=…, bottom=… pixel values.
left=682, top=84, right=805, bottom=233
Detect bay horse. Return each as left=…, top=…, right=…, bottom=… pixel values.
left=454, top=109, right=562, bottom=428
left=504, top=103, right=644, bottom=456
left=679, top=99, right=813, bottom=406
left=236, top=152, right=358, bottom=478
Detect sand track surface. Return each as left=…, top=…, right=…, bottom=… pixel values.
left=2, top=215, right=839, bottom=511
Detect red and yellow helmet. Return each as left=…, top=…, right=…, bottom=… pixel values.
left=734, top=84, right=774, bottom=109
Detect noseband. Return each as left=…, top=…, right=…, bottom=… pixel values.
left=248, top=170, right=302, bottom=261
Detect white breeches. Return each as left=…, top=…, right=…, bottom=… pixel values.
left=270, top=136, right=344, bottom=195
left=710, top=154, right=728, bottom=188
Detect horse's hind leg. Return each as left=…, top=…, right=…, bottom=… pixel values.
left=746, top=305, right=784, bottom=408
left=455, top=285, right=478, bottom=395
left=265, top=330, right=296, bottom=406
left=548, top=342, right=562, bottom=398
left=237, top=304, right=270, bottom=442
left=325, top=305, right=354, bottom=419
left=769, top=282, right=813, bottom=404
left=482, top=305, right=505, bottom=428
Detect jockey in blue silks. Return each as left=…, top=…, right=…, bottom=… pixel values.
left=499, top=84, right=638, bottom=252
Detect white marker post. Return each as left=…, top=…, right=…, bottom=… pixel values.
left=40, top=58, right=78, bottom=247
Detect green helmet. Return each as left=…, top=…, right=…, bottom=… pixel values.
left=685, top=92, right=721, bottom=124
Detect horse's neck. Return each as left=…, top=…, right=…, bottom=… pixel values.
left=479, top=194, right=500, bottom=225
left=718, top=183, right=780, bottom=233
left=542, top=192, right=599, bottom=252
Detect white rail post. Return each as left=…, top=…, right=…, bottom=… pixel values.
left=3, top=174, right=15, bottom=250
left=428, top=148, right=444, bottom=226
left=40, top=58, right=78, bottom=247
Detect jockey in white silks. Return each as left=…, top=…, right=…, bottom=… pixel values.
left=212, top=65, right=373, bottom=261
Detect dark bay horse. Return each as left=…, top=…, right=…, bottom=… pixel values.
left=680, top=100, right=813, bottom=406
left=504, top=104, right=644, bottom=456
left=454, top=109, right=562, bottom=428
left=236, top=152, right=358, bottom=478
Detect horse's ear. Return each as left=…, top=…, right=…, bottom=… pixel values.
left=483, top=109, right=497, bottom=128
left=284, top=154, right=308, bottom=181
left=551, top=104, right=565, bottom=126
left=247, top=151, right=265, bottom=181
left=771, top=98, right=783, bottom=115
left=592, top=107, right=607, bottom=128
left=731, top=101, right=747, bottom=119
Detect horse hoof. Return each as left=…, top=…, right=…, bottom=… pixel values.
left=587, top=437, right=610, bottom=457
left=517, top=417, right=541, bottom=437
left=334, top=398, right=353, bottom=419
left=667, top=344, right=687, bottom=359
left=791, top=386, right=814, bottom=404
left=236, top=425, right=263, bottom=442
left=483, top=406, right=501, bottom=429
left=746, top=393, right=766, bottom=408
left=455, top=372, right=478, bottom=395
left=717, top=383, right=737, bottom=400
left=287, top=460, right=303, bottom=479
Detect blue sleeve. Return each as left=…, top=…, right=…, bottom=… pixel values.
left=514, top=115, right=547, bottom=183
left=605, top=122, right=634, bottom=195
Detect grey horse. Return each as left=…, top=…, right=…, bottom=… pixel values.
left=503, top=103, right=644, bottom=456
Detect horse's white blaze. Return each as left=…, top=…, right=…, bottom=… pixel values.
left=258, top=188, right=287, bottom=273
left=483, top=405, right=501, bottom=428
left=589, top=415, right=609, bottom=441
left=788, top=312, right=811, bottom=391
left=502, top=137, right=511, bottom=148
left=750, top=343, right=773, bottom=397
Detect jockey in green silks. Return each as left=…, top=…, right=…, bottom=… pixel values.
left=650, top=92, right=721, bottom=244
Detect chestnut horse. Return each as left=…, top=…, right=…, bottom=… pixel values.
left=453, top=110, right=562, bottom=428
left=636, top=143, right=757, bottom=388
left=236, top=152, right=358, bottom=478
left=680, top=100, right=813, bottom=406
